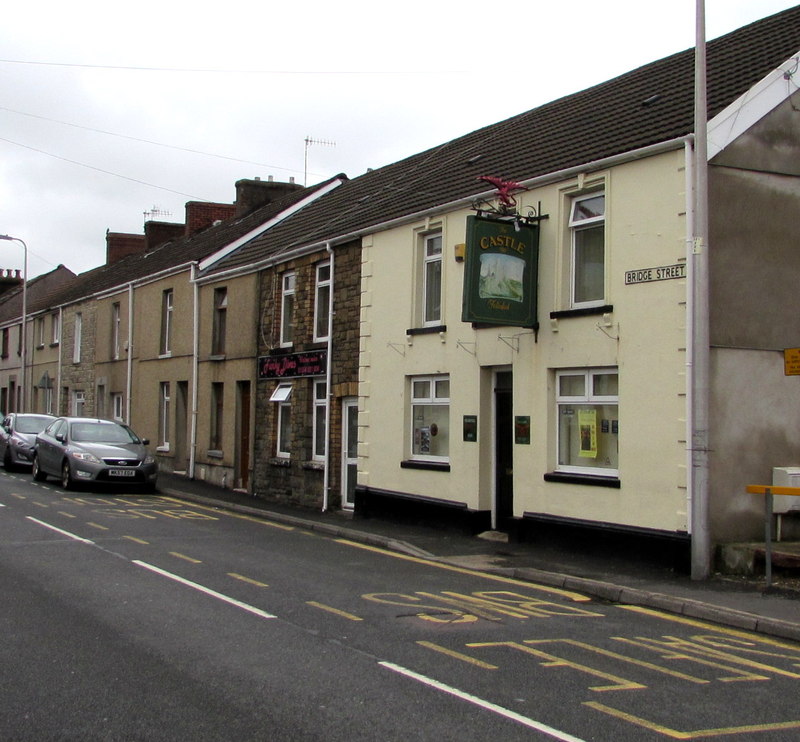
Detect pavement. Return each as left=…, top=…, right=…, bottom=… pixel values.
left=157, top=472, right=800, bottom=643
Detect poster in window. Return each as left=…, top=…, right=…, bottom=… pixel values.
left=578, top=409, right=597, bottom=458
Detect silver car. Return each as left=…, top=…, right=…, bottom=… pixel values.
left=33, top=417, right=158, bottom=492
left=0, top=413, right=55, bottom=470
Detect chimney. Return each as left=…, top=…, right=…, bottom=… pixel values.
left=234, top=176, right=303, bottom=217
left=144, top=221, right=184, bottom=250
left=0, top=268, right=23, bottom=298
left=184, top=202, right=237, bottom=237
left=106, top=232, right=146, bottom=265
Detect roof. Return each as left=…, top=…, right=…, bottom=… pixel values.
left=204, top=4, right=800, bottom=276
left=0, top=265, right=77, bottom=325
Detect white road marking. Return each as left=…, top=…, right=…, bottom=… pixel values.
left=25, top=517, right=95, bottom=544
left=133, top=560, right=276, bottom=620
left=380, top=662, right=586, bottom=742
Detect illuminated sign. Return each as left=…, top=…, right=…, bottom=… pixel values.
left=258, top=350, right=327, bottom=379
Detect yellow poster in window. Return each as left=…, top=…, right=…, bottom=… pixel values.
left=578, top=409, right=597, bottom=458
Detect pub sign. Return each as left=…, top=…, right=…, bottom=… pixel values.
left=258, top=350, right=327, bottom=379
left=461, top=215, right=539, bottom=327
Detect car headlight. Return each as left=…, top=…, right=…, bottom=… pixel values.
left=144, top=454, right=156, bottom=465
left=71, top=451, right=102, bottom=464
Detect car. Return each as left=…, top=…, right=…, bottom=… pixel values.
left=0, top=413, right=55, bottom=470
left=32, top=417, right=158, bottom=492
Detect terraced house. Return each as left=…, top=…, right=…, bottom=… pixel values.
left=3, top=7, right=799, bottom=568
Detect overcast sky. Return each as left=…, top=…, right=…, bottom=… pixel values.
left=1, top=0, right=797, bottom=280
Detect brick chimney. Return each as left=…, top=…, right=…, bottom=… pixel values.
left=0, top=268, right=23, bottom=298
left=106, top=232, right=146, bottom=265
left=144, top=221, right=184, bottom=249
left=235, top=176, right=302, bottom=217
left=184, top=202, right=237, bottom=237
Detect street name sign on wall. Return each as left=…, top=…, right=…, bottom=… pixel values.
left=625, top=263, right=686, bottom=285
left=258, top=350, right=327, bottom=379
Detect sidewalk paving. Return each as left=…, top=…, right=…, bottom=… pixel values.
left=157, top=472, right=800, bottom=643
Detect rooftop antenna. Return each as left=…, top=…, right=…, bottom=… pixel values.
left=143, top=205, right=173, bottom=221
left=304, top=136, right=336, bottom=186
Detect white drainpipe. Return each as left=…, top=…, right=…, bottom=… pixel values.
left=322, top=243, right=334, bottom=512
left=189, top=263, right=200, bottom=478
left=125, top=282, right=134, bottom=424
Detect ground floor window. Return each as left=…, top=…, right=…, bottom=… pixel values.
left=159, top=381, right=171, bottom=451
left=556, top=368, right=618, bottom=476
left=410, top=374, right=450, bottom=461
left=313, top=380, right=327, bottom=461
left=111, top=393, right=124, bottom=421
left=72, top=390, right=86, bottom=417
left=270, top=383, right=292, bottom=458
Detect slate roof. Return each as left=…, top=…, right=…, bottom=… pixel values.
left=43, top=176, right=344, bottom=309
left=203, top=4, right=800, bottom=276
left=0, top=265, right=77, bottom=325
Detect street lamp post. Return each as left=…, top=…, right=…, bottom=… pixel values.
left=0, top=235, right=28, bottom=412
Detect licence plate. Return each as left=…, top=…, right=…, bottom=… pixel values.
left=109, top=469, right=136, bottom=477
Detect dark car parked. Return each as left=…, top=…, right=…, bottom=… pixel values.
left=32, top=417, right=158, bottom=492
left=0, top=413, right=55, bottom=470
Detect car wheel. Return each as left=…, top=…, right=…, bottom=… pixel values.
left=32, top=456, right=47, bottom=482
left=61, top=460, right=75, bottom=491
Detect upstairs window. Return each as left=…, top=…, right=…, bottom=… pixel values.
left=569, top=193, right=605, bottom=308
left=280, top=272, right=296, bottom=347
left=73, top=313, right=82, bottom=364
left=160, top=289, right=173, bottom=356
left=313, top=262, right=331, bottom=342
left=111, top=302, right=121, bottom=360
left=212, top=287, right=227, bottom=356
left=422, top=233, right=442, bottom=326
left=51, top=312, right=60, bottom=345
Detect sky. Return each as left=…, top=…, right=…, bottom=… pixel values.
left=1, top=0, right=797, bottom=280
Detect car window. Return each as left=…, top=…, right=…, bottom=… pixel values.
left=16, top=416, right=52, bottom=434
left=71, top=422, right=137, bottom=444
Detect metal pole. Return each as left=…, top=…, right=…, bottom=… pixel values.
left=0, top=235, right=28, bottom=412
left=764, top=488, right=773, bottom=588
left=691, top=0, right=712, bottom=579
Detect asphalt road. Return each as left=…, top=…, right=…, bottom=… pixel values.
left=2, top=471, right=800, bottom=741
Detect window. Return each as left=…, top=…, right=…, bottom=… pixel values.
left=51, top=312, right=60, bottom=344
left=1, top=328, right=8, bottom=358
left=313, top=380, right=327, bottom=461
left=569, top=193, right=605, bottom=307
left=97, top=385, right=105, bottom=419
left=270, top=383, right=292, bottom=457
left=313, top=262, right=331, bottom=342
left=280, top=272, right=295, bottom=347
left=35, top=317, right=44, bottom=348
left=209, top=382, right=224, bottom=452
left=43, top=386, right=53, bottom=415
left=111, top=302, right=121, bottom=359
left=72, top=390, right=86, bottom=416
left=556, top=368, right=618, bottom=476
left=159, top=381, right=171, bottom=450
left=421, top=233, right=442, bottom=326
left=73, top=313, right=82, bottom=364
left=410, top=375, right=450, bottom=461
left=111, top=393, right=124, bottom=421
left=212, top=287, right=227, bottom=356
left=160, top=289, right=173, bottom=356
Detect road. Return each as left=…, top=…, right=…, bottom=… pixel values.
left=1, top=470, right=800, bottom=741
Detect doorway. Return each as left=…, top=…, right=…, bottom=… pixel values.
left=174, top=381, right=189, bottom=473
left=235, top=381, right=252, bottom=491
left=494, top=370, right=514, bottom=529
left=341, top=397, right=358, bottom=509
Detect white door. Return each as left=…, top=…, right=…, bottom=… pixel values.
left=341, top=398, right=358, bottom=509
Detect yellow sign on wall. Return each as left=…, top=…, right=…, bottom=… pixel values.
left=784, top=348, right=800, bottom=376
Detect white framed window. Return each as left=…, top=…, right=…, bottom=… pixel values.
left=44, top=386, right=53, bottom=415
left=35, top=317, right=45, bottom=348
left=410, top=374, right=450, bottom=461
left=160, top=289, right=173, bottom=356
left=209, top=382, right=223, bottom=452
left=313, top=262, right=331, bottom=342
left=280, top=272, right=296, bottom=347
left=212, top=287, right=227, bottom=355
left=111, top=302, right=121, bottom=359
left=313, top=380, right=327, bottom=461
left=556, top=367, right=619, bottom=476
left=51, top=311, right=60, bottom=345
left=159, top=381, right=171, bottom=450
left=422, top=233, right=442, bottom=326
left=569, top=193, right=605, bottom=308
left=270, top=383, right=292, bottom=457
left=111, top=393, right=124, bottom=421
left=72, top=390, right=86, bottom=416
left=73, top=313, right=82, bottom=364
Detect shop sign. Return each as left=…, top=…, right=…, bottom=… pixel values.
left=258, top=350, right=327, bottom=379
left=461, top=215, right=539, bottom=327
left=624, top=263, right=686, bottom=285
left=784, top=348, right=800, bottom=376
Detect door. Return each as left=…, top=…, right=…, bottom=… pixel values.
left=341, top=397, right=358, bottom=509
left=494, top=371, right=514, bottom=529
left=235, top=381, right=251, bottom=491
left=174, top=381, right=189, bottom=473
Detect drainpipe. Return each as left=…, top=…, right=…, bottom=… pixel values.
left=125, top=283, right=134, bottom=424
left=684, top=138, right=696, bottom=542
left=56, top=307, right=63, bottom=414
left=189, top=263, right=200, bottom=478
left=322, top=243, right=334, bottom=512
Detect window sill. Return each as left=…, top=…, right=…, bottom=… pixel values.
left=270, top=457, right=291, bottom=467
left=550, top=305, right=613, bottom=320
left=207, top=449, right=223, bottom=459
left=209, top=354, right=226, bottom=361
left=302, top=460, right=325, bottom=471
left=544, top=471, right=620, bottom=488
left=406, top=325, right=447, bottom=336
left=156, top=445, right=170, bottom=453
left=159, top=352, right=172, bottom=359
left=400, top=459, right=451, bottom=472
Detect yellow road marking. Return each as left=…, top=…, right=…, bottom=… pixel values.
left=169, top=551, right=202, bottom=564
left=10, top=492, right=25, bottom=499
left=336, top=539, right=591, bottom=603
left=585, top=701, right=800, bottom=739
left=417, top=641, right=498, bottom=670
left=228, top=573, right=269, bottom=588
left=159, top=496, right=294, bottom=530
left=58, top=511, right=76, bottom=518
left=32, top=501, right=49, bottom=508
left=86, top=522, right=109, bottom=531
left=619, top=605, right=800, bottom=650
left=123, top=535, right=149, bottom=545
left=306, top=601, right=363, bottom=621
